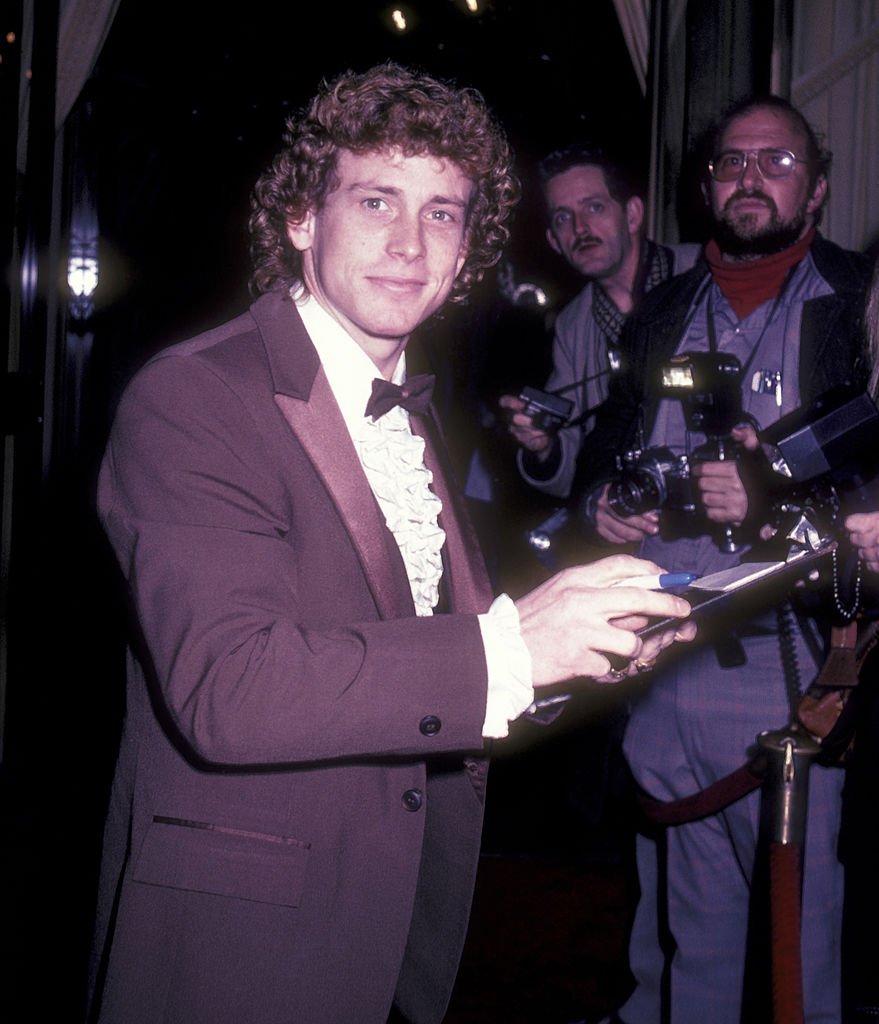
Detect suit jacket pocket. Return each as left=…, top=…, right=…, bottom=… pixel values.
left=133, top=815, right=310, bottom=907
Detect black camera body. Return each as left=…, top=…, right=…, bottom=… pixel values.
left=518, top=385, right=574, bottom=432
left=608, top=446, right=695, bottom=519
left=660, top=350, right=744, bottom=436
left=761, top=386, right=879, bottom=535
left=608, top=353, right=744, bottom=551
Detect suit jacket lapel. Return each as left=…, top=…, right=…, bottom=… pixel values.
left=274, top=375, right=414, bottom=622
left=253, top=291, right=492, bottom=619
left=252, top=293, right=413, bottom=621
left=410, top=410, right=494, bottom=615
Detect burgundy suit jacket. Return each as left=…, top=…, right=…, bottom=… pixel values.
left=89, top=290, right=495, bottom=1024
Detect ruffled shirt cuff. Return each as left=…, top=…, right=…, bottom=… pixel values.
left=478, top=593, right=535, bottom=738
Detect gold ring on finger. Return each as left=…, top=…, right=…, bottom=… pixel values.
left=599, top=667, right=628, bottom=683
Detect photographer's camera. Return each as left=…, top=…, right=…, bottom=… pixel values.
left=608, top=352, right=746, bottom=552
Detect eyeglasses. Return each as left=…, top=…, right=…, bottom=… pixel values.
left=707, top=148, right=809, bottom=182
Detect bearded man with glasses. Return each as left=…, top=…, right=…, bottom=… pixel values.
left=578, top=96, right=872, bottom=1023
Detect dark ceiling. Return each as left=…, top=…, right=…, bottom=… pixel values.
left=85, top=0, right=644, bottom=371
left=95, top=0, right=642, bottom=158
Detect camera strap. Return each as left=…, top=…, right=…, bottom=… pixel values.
left=704, top=269, right=793, bottom=378
left=797, top=621, right=864, bottom=764
left=777, top=601, right=805, bottom=718
left=793, top=552, right=866, bottom=763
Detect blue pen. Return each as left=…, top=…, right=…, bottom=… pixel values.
left=611, top=572, right=698, bottom=590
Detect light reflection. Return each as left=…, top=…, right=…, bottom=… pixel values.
left=67, top=255, right=99, bottom=320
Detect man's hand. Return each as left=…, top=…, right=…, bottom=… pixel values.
left=515, top=554, right=695, bottom=686
left=691, top=425, right=760, bottom=526
left=844, top=511, right=879, bottom=573
left=693, top=460, right=749, bottom=525
left=498, top=394, right=554, bottom=457
left=593, top=483, right=660, bottom=544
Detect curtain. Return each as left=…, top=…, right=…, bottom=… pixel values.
left=18, top=0, right=120, bottom=158
left=57, top=0, right=122, bottom=127
left=611, top=0, right=651, bottom=95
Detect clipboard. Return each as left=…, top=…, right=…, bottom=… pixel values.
left=637, top=539, right=838, bottom=642
left=528, top=538, right=839, bottom=710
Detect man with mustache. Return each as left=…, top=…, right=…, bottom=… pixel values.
left=499, top=143, right=698, bottom=500
left=579, top=96, right=871, bottom=1022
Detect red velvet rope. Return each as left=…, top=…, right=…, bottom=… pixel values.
left=770, top=842, right=805, bottom=1024
left=637, top=759, right=765, bottom=825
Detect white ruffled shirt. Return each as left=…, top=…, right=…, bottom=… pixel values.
left=295, top=291, right=533, bottom=737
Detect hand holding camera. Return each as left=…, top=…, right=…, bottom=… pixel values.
left=606, top=352, right=750, bottom=552
left=499, top=386, right=574, bottom=458
left=601, top=369, right=879, bottom=563
left=692, top=422, right=759, bottom=526
left=594, top=484, right=661, bottom=545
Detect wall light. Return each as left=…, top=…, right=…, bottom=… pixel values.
left=67, top=244, right=99, bottom=320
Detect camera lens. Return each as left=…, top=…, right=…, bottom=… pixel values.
left=608, top=473, right=661, bottom=517
left=608, top=447, right=690, bottom=518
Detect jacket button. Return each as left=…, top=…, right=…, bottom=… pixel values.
left=419, top=715, right=442, bottom=737
left=402, top=788, right=423, bottom=812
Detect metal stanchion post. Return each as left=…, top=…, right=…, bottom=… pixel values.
left=757, top=727, right=821, bottom=1024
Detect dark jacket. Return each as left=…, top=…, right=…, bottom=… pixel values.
left=578, top=234, right=873, bottom=490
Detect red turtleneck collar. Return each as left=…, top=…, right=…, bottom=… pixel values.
left=705, top=228, right=816, bottom=319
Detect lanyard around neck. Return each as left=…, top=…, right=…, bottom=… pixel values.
left=705, top=266, right=795, bottom=382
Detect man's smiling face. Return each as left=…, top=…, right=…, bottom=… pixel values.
left=287, top=148, right=472, bottom=373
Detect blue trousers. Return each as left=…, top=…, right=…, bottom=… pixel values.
left=619, top=631, right=844, bottom=1024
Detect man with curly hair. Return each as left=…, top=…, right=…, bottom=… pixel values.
left=87, top=64, right=692, bottom=1024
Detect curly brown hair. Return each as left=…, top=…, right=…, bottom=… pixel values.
left=249, top=63, right=519, bottom=302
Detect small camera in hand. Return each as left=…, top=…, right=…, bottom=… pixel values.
left=518, top=386, right=574, bottom=432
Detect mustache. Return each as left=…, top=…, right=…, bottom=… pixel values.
left=723, top=190, right=779, bottom=216
left=572, top=235, right=602, bottom=252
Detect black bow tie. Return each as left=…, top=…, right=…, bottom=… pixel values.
left=365, top=374, right=435, bottom=420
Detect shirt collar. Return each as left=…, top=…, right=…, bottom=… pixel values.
left=294, top=290, right=405, bottom=435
